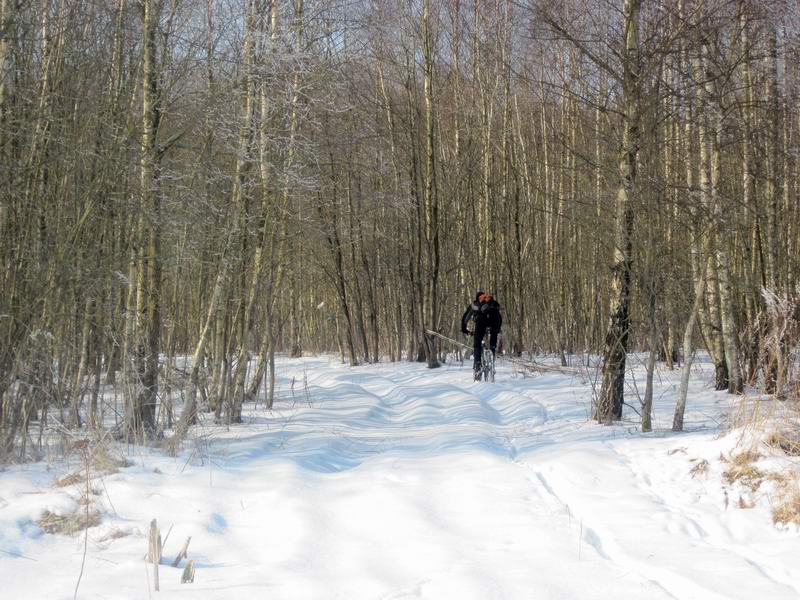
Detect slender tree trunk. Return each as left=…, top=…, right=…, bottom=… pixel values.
left=673, top=255, right=709, bottom=432
left=174, top=250, right=228, bottom=441
left=710, top=114, right=743, bottom=395
left=422, top=0, right=440, bottom=368
left=595, top=0, right=640, bottom=424
left=693, top=45, right=727, bottom=391
left=69, top=296, right=94, bottom=428
left=134, top=0, right=162, bottom=438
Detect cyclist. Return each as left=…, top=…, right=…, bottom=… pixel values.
left=461, top=291, right=502, bottom=381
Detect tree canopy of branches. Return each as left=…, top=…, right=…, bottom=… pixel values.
left=1, top=0, right=798, bottom=459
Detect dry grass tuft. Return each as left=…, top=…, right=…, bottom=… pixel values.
left=88, top=444, right=132, bottom=476
left=724, top=466, right=764, bottom=491
left=765, top=429, right=800, bottom=457
left=772, top=490, right=800, bottom=527
left=41, top=437, right=131, bottom=537
left=36, top=509, right=101, bottom=536
left=54, top=472, right=83, bottom=487
left=730, top=449, right=762, bottom=465
left=723, top=292, right=800, bottom=525
left=723, top=450, right=765, bottom=491
left=767, top=470, right=800, bottom=526
left=54, top=440, right=131, bottom=489
left=723, top=464, right=764, bottom=491
left=689, top=459, right=709, bottom=478
left=96, top=526, right=131, bottom=543
left=738, top=495, right=755, bottom=509
left=76, top=489, right=101, bottom=506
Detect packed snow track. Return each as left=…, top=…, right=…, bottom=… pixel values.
left=1, top=356, right=798, bottom=599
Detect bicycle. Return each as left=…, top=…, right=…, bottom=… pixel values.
left=464, top=330, right=497, bottom=382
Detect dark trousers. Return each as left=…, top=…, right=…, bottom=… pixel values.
left=473, top=324, right=498, bottom=371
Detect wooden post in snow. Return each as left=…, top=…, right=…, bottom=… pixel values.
left=181, top=560, right=195, bottom=584
left=171, top=536, right=191, bottom=567
left=148, top=519, right=161, bottom=591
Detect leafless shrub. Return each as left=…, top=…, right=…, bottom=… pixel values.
left=760, top=289, right=799, bottom=399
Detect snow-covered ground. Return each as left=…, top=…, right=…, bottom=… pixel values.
left=1, top=355, right=799, bottom=599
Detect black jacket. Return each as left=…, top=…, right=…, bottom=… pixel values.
left=461, top=296, right=502, bottom=334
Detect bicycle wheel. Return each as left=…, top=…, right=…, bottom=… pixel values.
left=482, top=347, right=494, bottom=382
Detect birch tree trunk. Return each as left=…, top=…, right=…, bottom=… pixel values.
left=421, top=0, right=440, bottom=369
left=709, top=106, right=743, bottom=395
left=694, top=47, right=728, bottom=392
left=595, top=0, right=640, bottom=424
left=673, top=255, right=709, bottom=432
left=698, top=39, right=743, bottom=395
left=127, top=0, right=162, bottom=438
left=174, top=251, right=228, bottom=442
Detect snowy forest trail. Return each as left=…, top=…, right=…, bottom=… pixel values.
left=1, top=356, right=799, bottom=599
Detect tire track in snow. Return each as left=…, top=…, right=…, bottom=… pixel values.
left=518, top=466, right=690, bottom=600
left=220, top=360, right=797, bottom=599
left=242, top=366, right=545, bottom=473
left=615, top=440, right=800, bottom=596
left=518, top=443, right=799, bottom=600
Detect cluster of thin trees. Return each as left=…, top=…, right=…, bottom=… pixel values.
left=1, top=0, right=797, bottom=459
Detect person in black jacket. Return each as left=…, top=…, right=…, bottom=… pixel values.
left=461, top=291, right=502, bottom=381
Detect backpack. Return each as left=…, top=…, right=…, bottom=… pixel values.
left=480, top=296, right=500, bottom=327
left=478, top=294, right=501, bottom=328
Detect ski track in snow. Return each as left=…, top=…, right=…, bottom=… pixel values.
left=1, top=356, right=799, bottom=599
